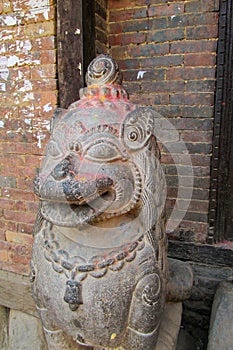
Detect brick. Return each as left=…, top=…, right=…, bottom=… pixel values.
left=30, top=64, right=56, bottom=79
left=2, top=0, right=12, bottom=13
left=143, top=55, right=184, bottom=67
left=108, top=0, right=149, bottom=9
left=165, top=165, right=210, bottom=177
left=130, top=93, right=169, bottom=105
left=24, top=21, right=55, bottom=38
left=109, top=32, right=146, bottom=46
left=109, top=8, right=147, bottom=22
left=184, top=211, right=208, bottom=223
left=185, top=53, right=216, bottom=67
left=96, top=27, right=107, bottom=44
left=17, top=222, right=34, bottom=234
left=148, top=28, right=185, bottom=43
left=148, top=3, right=184, bottom=17
left=141, top=80, right=184, bottom=93
left=32, top=36, right=55, bottom=51
left=180, top=131, right=213, bottom=143
left=96, top=13, right=107, bottom=32
left=166, top=176, right=210, bottom=189
left=154, top=105, right=214, bottom=118
left=163, top=141, right=211, bottom=155
left=4, top=210, right=36, bottom=224
left=122, top=68, right=165, bottom=81
left=2, top=188, right=35, bottom=201
left=185, top=142, right=212, bottom=155
left=166, top=187, right=209, bottom=201
left=0, top=250, right=8, bottom=262
left=168, top=13, right=219, bottom=28
left=170, top=93, right=215, bottom=105
left=160, top=118, right=213, bottom=131
left=148, top=17, right=168, bottom=30
left=166, top=67, right=216, bottom=80
left=0, top=175, right=17, bottom=188
left=170, top=40, right=217, bottom=54
left=128, top=43, right=169, bottom=57
left=185, top=0, right=220, bottom=13
left=185, top=80, right=216, bottom=93
left=186, top=25, right=218, bottom=40
left=6, top=230, right=33, bottom=245
left=109, top=19, right=149, bottom=33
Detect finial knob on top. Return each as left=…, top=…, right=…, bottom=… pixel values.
left=85, top=54, right=122, bottom=86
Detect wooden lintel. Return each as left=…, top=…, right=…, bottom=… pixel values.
left=0, top=270, right=37, bottom=317
left=168, top=241, right=233, bottom=268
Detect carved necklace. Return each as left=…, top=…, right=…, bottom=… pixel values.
left=41, top=221, right=145, bottom=311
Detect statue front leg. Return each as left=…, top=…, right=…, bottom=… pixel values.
left=37, top=306, right=92, bottom=350
left=122, top=269, right=165, bottom=350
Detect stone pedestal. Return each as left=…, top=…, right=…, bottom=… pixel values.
left=8, top=309, right=47, bottom=350
left=207, top=281, right=233, bottom=350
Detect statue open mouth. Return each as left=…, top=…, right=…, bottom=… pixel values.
left=35, top=162, right=142, bottom=227
left=37, top=176, right=116, bottom=226
left=40, top=191, right=116, bottom=227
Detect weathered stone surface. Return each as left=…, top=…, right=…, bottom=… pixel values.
left=8, top=309, right=48, bottom=350
left=207, top=281, right=233, bottom=350
left=0, top=306, right=8, bottom=350
left=156, top=302, right=182, bottom=350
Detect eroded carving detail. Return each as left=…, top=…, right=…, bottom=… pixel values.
left=31, top=54, right=168, bottom=349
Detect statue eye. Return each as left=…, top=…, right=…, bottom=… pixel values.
left=47, top=140, right=62, bottom=158
left=128, top=131, right=138, bottom=142
left=84, top=141, right=123, bottom=162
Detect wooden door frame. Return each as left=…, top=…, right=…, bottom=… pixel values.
left=209, top=0, right=233, bottom=243
left=56, top=0, right=95, bottom=109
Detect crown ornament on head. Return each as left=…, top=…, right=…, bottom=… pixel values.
left=85, top=54, right=123, bottom=87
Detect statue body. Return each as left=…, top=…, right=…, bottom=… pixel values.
left=31, top=55, right=167, bottom=349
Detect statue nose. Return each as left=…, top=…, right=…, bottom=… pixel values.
left=52, top=158, right=70, bottom=180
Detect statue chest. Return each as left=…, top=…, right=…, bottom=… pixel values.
left=32, top=222, right=155, bottom=347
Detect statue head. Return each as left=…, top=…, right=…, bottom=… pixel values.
left=34, top=55, right=166, bottom=232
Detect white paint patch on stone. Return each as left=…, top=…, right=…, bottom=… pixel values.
left=43, top=103, right=52, bottom=113
left=16, top=40, right=32, bottom=54
left=19, top=79, right=33, bottom=92
left=0, top=56, right=8, bottom=68
left=36, top=131, right=46, bottom=148
left=0, top=120, right=5, bottom=128
left=7, top=55, right=19, bottom=67
left=137, top=70, right=147, bottom=79
left=1, top=15, right=18, bottom=26
left=26, top=0, right=50, bottom=20
left=0, top=44, right=6, bottom=53
left=23, top=92, right=34, bottom=102
left=0, top=83, right=6, bottom=91
left=0, top=68, right=9, bottom=81
left=24, top=118, right=32, bottom=125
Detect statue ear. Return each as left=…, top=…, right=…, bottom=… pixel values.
left=50, top=108, right=67, bottom=133
left=122, top=107, right=154, bottom=151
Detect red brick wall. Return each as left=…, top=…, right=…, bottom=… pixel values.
left=108, top=0, right=219, bottom=242
left=0, top=0, right=56, bottom=275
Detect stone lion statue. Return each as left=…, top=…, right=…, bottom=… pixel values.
left=31, top=55, right=192, bottom=350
